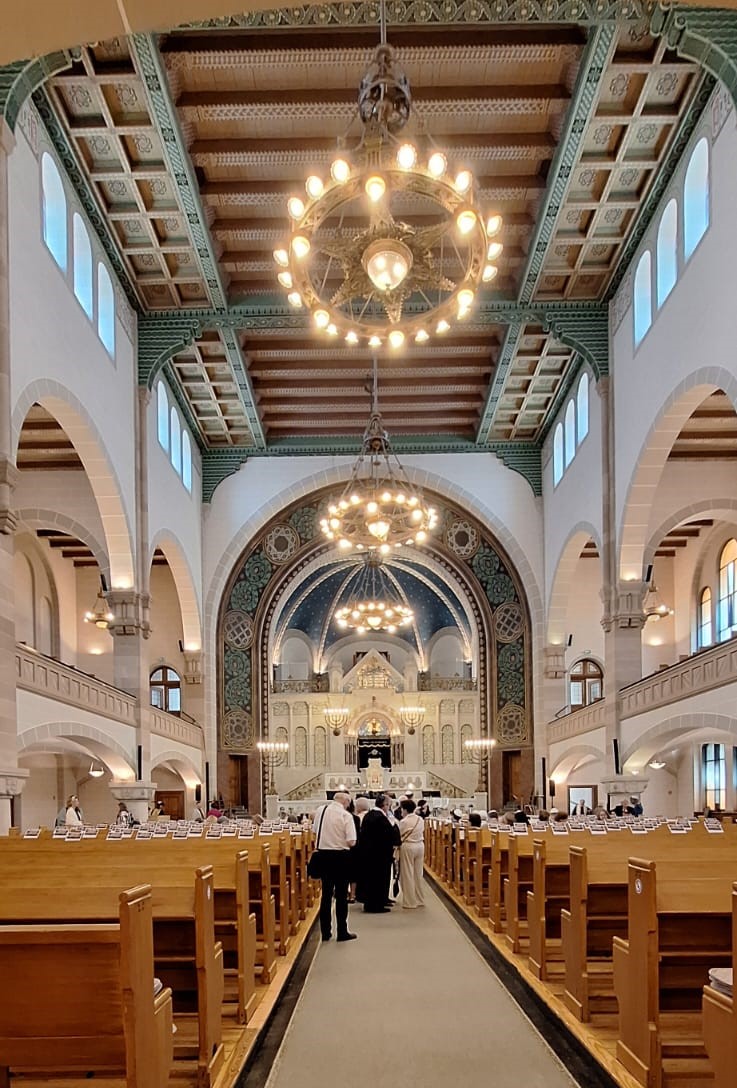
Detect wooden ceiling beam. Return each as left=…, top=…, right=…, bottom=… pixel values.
left=213, top=212, right=531, bottom=232
left=190, top=132, right=557, bottom=157
left=178, top=84, right=570, bottom=109
left=203, top=178, right=545, bottom=201
left=668, top=451, right=737, bottom=459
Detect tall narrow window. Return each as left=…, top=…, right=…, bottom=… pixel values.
left=170, top=408, right=181, bottom=474
left=702, top=743, right=725, bottom=810
left=73, top=213, right=93, bottom=318
left=182, top=430, right=192, bottom=492
left=553, top=423, right=564, bottom=486
left=656, top=199, right=678, bottom=307
left=157, top=382, right=169, bottom=451
left=634, top=251, right=652, bottom=346
left=564, top=400, right=576, bottom=468
left=97, top=263, right=115, bottom=356
left=718, top=539, right=737, bottom=640
left=41, top=153, right=67, bottom=270
left=684, top=137, right=709, bottom=259
left=698, top=587, right=712, bottom=648
left=576, top=372, right=589, bottom=445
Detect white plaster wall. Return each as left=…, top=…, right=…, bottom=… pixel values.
left=9, top=131, right=137, bottom=582
left=147, top=563, right=186, bottom=697
left=429, top=631, right=465, bottom=676
left=612, top=108, right=737, bottom=563
left=75, top=565, right=114, bottom=683
left=561, top=556, right=606, bottom=679
left=17, top=690, right=138, bottom=771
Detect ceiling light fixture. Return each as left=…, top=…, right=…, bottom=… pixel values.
left=273, top=0, right=502, bottom=346
left=648, top=759, right=666, bottom=770
left=335, top=554, right=414, bottom=635
left=643, top=581, right=674, bottom=621
left=84, top=587, right=115, bottom=629
left=88, top=761, right=105, bottom=778
left=320, top=359, right=437, bottom=552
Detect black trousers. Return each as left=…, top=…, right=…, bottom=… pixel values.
left=319, top=849, right=351, bottom=938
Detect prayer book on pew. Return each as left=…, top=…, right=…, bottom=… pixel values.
left=709, top=967, right=733, bottom=997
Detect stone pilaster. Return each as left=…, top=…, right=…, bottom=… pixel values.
left=601, top=581, right=647, bottom=775
left=109, top=780, right=157, bottom=826
left=542, top=643, right=568, bottom=742
left=183, top=649, right=205, bottom=731
left=109, top=590, right=152, bottom=781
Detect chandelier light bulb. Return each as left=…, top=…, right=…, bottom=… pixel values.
left=273, top=248, right=289, bottom=267
left=345, top=330, right=359, bottom=344
left=367, top=518, right=391, bottom=541
left=482, top=264, right=498, bottom=283
left=326, top=323, right=339, bottom=336
left=415, top=329, right=429, bottom=343
left=388, top=329, right=405, bottom=349
left=397, top=143, right=417, bottom=169
left=331, top=158, right=350, bottom=183
left=291, top=235, right=310, bottom=259
left=277, top=271, right=293, bottom=289
left=486, top=214, right=502, bottom=236
left=369, top=334, right=382, bottom=348
left=314, top=309, right=330, bottom=329
left=436, top=319, right=450, bottom=334
left=428, top=151, right=446, bottom=177
left=287, top=196, right=305, bottom=219
left=287, top=291, right=303, bottom=307
left=457, top=287, right=475, bottom=310
left=454, top=170, right=472, bottom=194
left=363, top=238, right=413, bottom=292
left=306, top=175, right=324, bottom=199
left=487, top=241, right=503, bottom=260
left=365, top=175, right=387, bottom=203
left=456, top=208, right=477, bottom=235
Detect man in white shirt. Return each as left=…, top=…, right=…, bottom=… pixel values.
left=313, top=791, right=357, bottom=942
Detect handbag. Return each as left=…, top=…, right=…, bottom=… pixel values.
left=307, top=805, right=328, bottom=879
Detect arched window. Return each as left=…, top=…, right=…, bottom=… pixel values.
left=38, top=596, right=53, bottom=657
left=314, top=725, right=327, bottom=767
left=718, top=539, right=737, bottom=641
left=684, top=137, right=709, bottom=259
left=698, top=587, right=712, bottom=649
left=150, top=666, right=181, bottom=715
left=14, top=553, right=35, bottom=647
left=633, top=250, right=652, bottom=346
left=422, top=724, right=435, bottom=765
left=441, top=724, right=454, bottom=764
left=460, top=724, right=473, bottom=763
left=41, top=152, right=67, bottom=270
left=275, top=726, right=289, bottom=767
left=702, top=743, right=725, bottom=810
left=553, top=422, right=564, bottom=486
left=294, top=726, right=308, bottom=766
left=656, top=199, right=678, bottom=307
left=182, top=430, right=192, bottom=492
left=97, top=263, right=115, bottom=356
left=569, top=658, right=603, bottom=710
left=576, top=372, right=589, bottom=445
left=157, top=382, right=169, bottom=451
left=564, top=400, right=576, bottom=468
left=72, top=213, right=93, bottom=318
left=170, top=408, right=181, bottom=474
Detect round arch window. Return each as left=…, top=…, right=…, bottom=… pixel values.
left=569, top=658, right=603, bottom=710
left=150, top=666, right=181, bottom=715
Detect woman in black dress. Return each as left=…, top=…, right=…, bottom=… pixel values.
left=357, top=794, right=400, bottom=912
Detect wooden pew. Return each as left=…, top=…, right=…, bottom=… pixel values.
left=613, top=857, right=737, bottom=1088
left=0, top=845, right=224, bottom=1088
left=702, top=881, right=737, bottom=1088
left=464, top=828, right=480, bottom=905
left=526, top=835, right=571, bottom=980
left=471, top=826, right=493, bottom=919
left=503, top=829, right=539, bottom=952
left=0, top=884, right=173, bottom=1088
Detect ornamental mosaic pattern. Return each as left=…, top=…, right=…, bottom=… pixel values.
left=219, top=490, right=531, bottom=752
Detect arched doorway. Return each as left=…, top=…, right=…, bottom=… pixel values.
left=357, top=716, right=392, bottom=772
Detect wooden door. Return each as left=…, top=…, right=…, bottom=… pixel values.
left=502, top=749, right=522, bottom=807
left=154, top=790, right=184, bottom=820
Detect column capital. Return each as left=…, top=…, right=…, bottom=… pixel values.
left=183, top=649, right=203, bottom=685
left=0, top=767, right=29, bottom=797
left=601, top=581, right=647, bottom=633
left=543, top=644, right=567, bottom=679
left=109, top=780, right=157, bottom=804
left=0, top=457, right=20, bottom=535
left=107, top=590, right=151, bottom=638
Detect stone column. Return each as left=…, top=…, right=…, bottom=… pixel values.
left=109, top=589, right=153, bottom=796
left=109, top=780, right=157, bottom=826
left=601, top=581, right=647, bottom=777
left=0, top=120, right=28, bottom=832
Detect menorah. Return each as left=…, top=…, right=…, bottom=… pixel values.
left=257, top=740, right=289, bottom=795
left=464, top=737, right=498, bottom=794
left=323, top=705, right=350, bottom=736
left=398, top=705, right=425, bottom=735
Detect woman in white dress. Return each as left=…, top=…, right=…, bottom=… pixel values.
left=398, top=799, right=425, bottom=908
left=64, top=794, right=82, bottom=826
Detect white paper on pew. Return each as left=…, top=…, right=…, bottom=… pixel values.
left=23, top=828, right=41, bottom=838
left=222, top=827, right=237, bottom=836
left=705, top=819, right=724, bottom=833
left=136, top=829, right=152, bottom=839
left=173, top=829, right=188, bottom=839
left=459, top=830, right=465, bottom=840
left=239, top=829, right=255, bottom=838
left=82, top=827, right=99, bottom=838
left=569, top=825, right=586, bottom=831
left=53, top=827, right=67, bottom=838
left=590, top=827, right=607, bottom=834
left=709, top=967, right=733, bottom=996
left=551, top=826, right=568, bottom=835
left=668, top=825, right=688, bottom=833
left=630, top=827, right=647, bottom=834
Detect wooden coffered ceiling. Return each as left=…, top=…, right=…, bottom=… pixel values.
left=35, top=9, right=711, bottom=457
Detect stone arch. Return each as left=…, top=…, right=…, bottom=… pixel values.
left=622, top=712, right=737, bottom=770
left=150, top=749, right=202, bottom=789
left=618, top=367, right=737, bottom=580
left=17, top=508, right=109, bottom=582
left=550, top=744, right=605, bottom=781
left=644, top=499, right=737, bottom=575
left=12, top=381, right=134, bottom=588
left=150, top=529, right=202, bottom=650
left=18, top=721, right=135, bottom=780
left=276, top=629, right=317, bottom=672
left=547, top=521, right=602, bottom=645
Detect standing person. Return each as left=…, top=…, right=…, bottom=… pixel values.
left=192, top=800, right=206, bottom=821
left=398, top=799, right=425, bottom=909
left=65, top=795, right=82, bottom=826
left=115, top=801, right=132, bottom=827
left=358, top=794, right=400, bottom=913
left=313, top=791, right=357, bottom=943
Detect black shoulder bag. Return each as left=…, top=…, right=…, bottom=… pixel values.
left=307, top=805, right=328, bottom=879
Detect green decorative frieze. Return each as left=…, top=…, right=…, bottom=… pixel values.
left=185, top=0, right=654, bottom=31
left=0, top=53, right=71, bottom=133
left=652, top=5, right=737, bottom=112
left=161, top=360, right=205, bottom=452
left=519, top=23, right=617, bottom=305
left=138, top=314, right=202, bottom=387
left=32, top=88, right=141, bottom=312
left=541, top=305, right=608, bottom=379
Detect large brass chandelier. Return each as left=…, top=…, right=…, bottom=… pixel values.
left=272, top=4, right=502, bottom=347
left=335, top=555, right=413, bottom=635
left=320, top=359, right=437, bottom=553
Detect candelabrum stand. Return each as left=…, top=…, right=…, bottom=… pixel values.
left=323, top=706, right=349, bottom=736
left=257, top=741, right=289, bottom=818
left=464, top=737, right=497, bottom=810
left=398, top=705, right=425, bottom=735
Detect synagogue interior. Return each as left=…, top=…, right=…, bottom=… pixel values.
left=2, top=0, right=737, bottom=1086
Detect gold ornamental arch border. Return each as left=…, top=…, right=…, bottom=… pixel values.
left=218, top=485, right=533, bottom=760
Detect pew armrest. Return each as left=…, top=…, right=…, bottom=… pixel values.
left=703, top=985, right=736, bottom=1088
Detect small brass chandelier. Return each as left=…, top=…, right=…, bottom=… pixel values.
left=335, top=554, right=413, bottom=635
left=84, top=586, right=114, bottom=629
left=320, top=359, right=437, bottom=553
left=273, top=0, right=502, bottom=348
left=643, top=581, right=674, bottom=621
